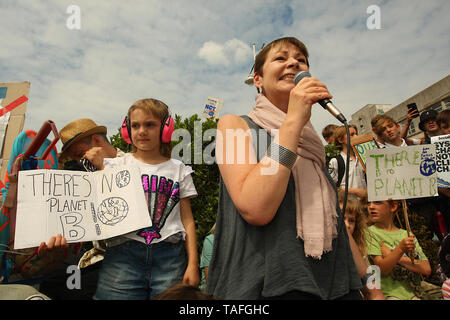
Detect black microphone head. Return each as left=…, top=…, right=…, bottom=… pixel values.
left=294, top=71, right=312, bottom=85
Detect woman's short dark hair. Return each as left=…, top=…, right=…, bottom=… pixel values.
left=254, top=37, right=309, bottom=76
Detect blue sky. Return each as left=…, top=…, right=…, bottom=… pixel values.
left=0, top=0, right=449, bottom=148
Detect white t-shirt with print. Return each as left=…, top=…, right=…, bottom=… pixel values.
left=103, top=153, right=197, bottom=245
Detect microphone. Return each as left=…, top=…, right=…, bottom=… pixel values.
left=294, top=71, right=347, bottom=124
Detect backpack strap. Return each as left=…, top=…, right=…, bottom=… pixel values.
left=335, top=154, right=345, bottom=188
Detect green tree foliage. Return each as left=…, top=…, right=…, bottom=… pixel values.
left=110, top=127, right=131, bottom=153
left=171, top=114, right=219, bottom=251
left=325, top=143, right=340, bottom=166
left=109, top=114, right=219, bottom=252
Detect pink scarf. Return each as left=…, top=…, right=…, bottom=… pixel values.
left=248, top=94, right=338, bottom=259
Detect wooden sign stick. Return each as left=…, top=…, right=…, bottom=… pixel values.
left=401, top=199, right=415, bottom=264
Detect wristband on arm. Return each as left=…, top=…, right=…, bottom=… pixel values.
left=266, top=143, right=298, bottom=170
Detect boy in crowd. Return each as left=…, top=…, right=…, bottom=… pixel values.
left=322, top=124, right=340, bottom=166
left=371, top=114, right=420, bottom=148
left=418, top=109, right=441, bottom=143
left=322, top=124, right=338, bottom=144
left=437, top=109, right=450, bottom=134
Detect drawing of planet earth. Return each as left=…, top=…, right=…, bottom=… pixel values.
left=97, top=197, right=129, bottom=226
left=116, top=170, right=131, bottom=188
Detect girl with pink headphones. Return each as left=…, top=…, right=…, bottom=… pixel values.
left=95, top=98, right=199, bottom=300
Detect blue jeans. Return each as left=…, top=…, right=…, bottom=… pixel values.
left=94, top=240, right=186, bottom=300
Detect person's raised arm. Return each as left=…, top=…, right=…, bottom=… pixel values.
left=216, top=77, right=332, bottom=226
left=401, top=108, right=418, bottom=140
left=216, top=115, right=293, bottom=226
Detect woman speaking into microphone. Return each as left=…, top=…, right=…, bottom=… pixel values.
left=206, top=37, right=369, bottom=300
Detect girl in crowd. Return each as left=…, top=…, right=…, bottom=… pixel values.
left=339, top=192, right=369, bottom=261
left=366, top=200, right=431, bottom=300
left=206, top=37, right=365, bottom=300
left=338, top=191, right=385, bottom=299
left=94, top=98, right=199, bottom=300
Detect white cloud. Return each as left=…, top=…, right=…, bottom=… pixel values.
left=224, top=39, right=252, bottom=65
left=0, top=0, right=448, bottom=149
left=198, top=41, right=230, bottom=66
left=198, top=39, right=252, bottom=67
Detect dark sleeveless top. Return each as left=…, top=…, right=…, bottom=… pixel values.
left=206, top=116, right=362, bottom=299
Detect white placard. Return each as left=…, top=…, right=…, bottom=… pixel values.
left=366, top=145, right=438, bottom=201
left=202, top=96, right=223, bottom=119
left=14, top=166, right=152, bottom=249
left=430, top=134, right=450, bottom=188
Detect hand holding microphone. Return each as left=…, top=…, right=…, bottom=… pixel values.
left=294, top=71, right=347, bottom=124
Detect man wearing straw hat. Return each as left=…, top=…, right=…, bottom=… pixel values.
left=59, top=118, right=122, bottom=168
left=58, top=118, right=125, bottom=259
left=36, top=119, right=122, bottom=299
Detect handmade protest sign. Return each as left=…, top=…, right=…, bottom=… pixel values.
left=351, top=133, right=379, bottom=171
left=0, top=82, right=30, bottom=177
left=201, top=96, right=223, bottom=120
left=366, top=145, right=438, bottom=201
left=430, top=134, right=450, bottom=188
left=14, top=166, right=152, bottom=249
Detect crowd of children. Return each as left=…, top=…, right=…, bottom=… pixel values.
left=1, top=98, right=449, bottom=301
left=1, top=35, right=449, bottom=301
left=322, top=107, right=450, bottom=300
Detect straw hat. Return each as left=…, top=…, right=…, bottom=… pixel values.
left=59, top=119, right=107, bottom=157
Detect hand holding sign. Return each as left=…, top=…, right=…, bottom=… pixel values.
left=367, top=145, right=438, bottom=263
left=38, top=234, right=68, bottom=256
left=14, top=165, right=151, bottom=249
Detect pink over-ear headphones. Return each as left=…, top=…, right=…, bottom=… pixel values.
left=121, top=111, right=175, bottom=145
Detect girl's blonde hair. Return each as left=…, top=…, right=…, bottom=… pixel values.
left=338, top=191, right=368, bottom=256
left=127, top=98, right=172, bottom=158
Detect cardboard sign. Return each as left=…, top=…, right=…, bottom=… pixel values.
left=0, top=82, right=30, bottom=180
left=351, top=133, right=379, bottom=171
left=430, top=134, right=450, bottom=188
left=14, top=166, right=152, bottom=249
left=366, top=145, right=438, bottom=201
left=202, top=96, right=223, bottom=119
